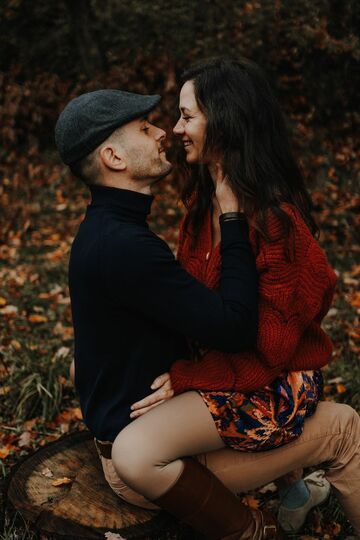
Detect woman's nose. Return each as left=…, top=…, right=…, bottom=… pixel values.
left=173, top=119, right=184, bottom=135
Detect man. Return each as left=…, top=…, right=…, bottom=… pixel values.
left=55, top=90, right=360, bottom=539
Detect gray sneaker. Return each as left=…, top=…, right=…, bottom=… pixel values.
left=277, top=470, right=331, bottom=533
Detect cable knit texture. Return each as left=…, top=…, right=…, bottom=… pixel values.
left=170, top=203, right=337, bottom=394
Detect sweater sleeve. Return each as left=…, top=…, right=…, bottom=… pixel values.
left=252, top=212, right=336, bottom=371
left=102, top=218, right=258, bottom=354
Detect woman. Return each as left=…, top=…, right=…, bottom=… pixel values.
left=109, top=58, right=360, bottom=539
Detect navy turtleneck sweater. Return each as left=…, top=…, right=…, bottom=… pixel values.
left=69, top=185, right=257, bottom=441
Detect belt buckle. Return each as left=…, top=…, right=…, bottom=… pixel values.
left=263, top=524, right=277, bottom=539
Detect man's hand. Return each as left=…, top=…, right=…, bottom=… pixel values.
left=130, top=372, right=174, bottom=419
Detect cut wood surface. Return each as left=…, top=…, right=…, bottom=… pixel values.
left=6, top=430, right=190, bottom=540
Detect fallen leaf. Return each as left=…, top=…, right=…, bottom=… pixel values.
left=327, top=377, right=343, bottom=384
left=41, top=467, right=54, bottom=478
left=18, top=431, right=32, bottom=447
left=52, top=477, right=73, bottom=487
left=348, top=328, right=360, bottom=340
left=0, top=305, right=18, bottom=316
left=0, top=445, right=16, bottom=459
left=10, top=339, right=22, bottom=350
left=55, top=346, right=70, bottom=359
left=60, top=423, right=70, bottom=434
left=28, top=314, right=48, bottom=323
left=350, top=291, right=360, bottom=308
left=53, top=322, right=73, bottom=340
left=55, top=407, right=83, bottom=424
left=350, top=264, right=360, bottom=277
left=0, top=296, right=7, bottom=306
left=336, top=383, right=347, bottom=394
left=23, top=418, right=38, bottom=431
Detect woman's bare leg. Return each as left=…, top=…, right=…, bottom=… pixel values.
left=112, top=391, right=224, bottom=500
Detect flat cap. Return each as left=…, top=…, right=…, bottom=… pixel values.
left=55, top=89, right=161, bottom=165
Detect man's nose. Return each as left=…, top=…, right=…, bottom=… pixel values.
left=173, top=119, right=184, bottom=135
left=155, top=127, right=166, bottom=141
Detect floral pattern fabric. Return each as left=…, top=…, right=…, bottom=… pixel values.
left=198, top=370, right=323, bottom=451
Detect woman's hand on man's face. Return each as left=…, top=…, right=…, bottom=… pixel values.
left=211, top=162, right=241, bottom=213
left=129, top=372, right=174, bottom=418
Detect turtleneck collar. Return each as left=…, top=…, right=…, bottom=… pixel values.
left=89, top=185, right=153, bottom=223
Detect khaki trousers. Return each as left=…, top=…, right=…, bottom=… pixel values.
left=100, top=401, right=360, bottom=534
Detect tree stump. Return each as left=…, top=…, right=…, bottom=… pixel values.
left=5, top=430, right=193, bottom=540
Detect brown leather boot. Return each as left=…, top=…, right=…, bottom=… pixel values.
left=153, top=457, right=285, bottom=540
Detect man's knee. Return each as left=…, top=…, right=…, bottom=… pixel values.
left=317, top=401, right=359, bottom=432
left=335, top=403, right=360, bottom=447
left=322, top=402, right=360, bottom=465
left=329, top=402, right=359, bottom=435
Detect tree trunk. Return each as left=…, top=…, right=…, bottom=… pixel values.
left=64, top=0, right=105, bottom=78
left=5, top=430, right=196, bottom=539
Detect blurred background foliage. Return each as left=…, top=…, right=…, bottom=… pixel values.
left=0, top=0, right=359, bottom=243
left=0, top=1, right=359, bottom=537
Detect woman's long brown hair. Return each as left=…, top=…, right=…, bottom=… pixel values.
left=179, top=57, right=318, bottom=248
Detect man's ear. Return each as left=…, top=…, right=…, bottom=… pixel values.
left=98, top=144, right=127, bottom=171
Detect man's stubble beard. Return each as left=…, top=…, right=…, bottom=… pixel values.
left=128, top=148, right=172, bottom=183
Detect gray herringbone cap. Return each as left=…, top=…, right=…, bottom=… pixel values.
left=55, top=89, right=161, bottom=165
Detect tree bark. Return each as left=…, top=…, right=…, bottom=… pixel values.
left=6, top=430, right=195, bottom=539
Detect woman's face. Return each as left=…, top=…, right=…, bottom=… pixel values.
left=173, top=80, right=208, bottom=164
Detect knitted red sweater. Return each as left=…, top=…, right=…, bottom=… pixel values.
left=170, top=204, right=337, bottom=394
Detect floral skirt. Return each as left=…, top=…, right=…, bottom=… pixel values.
left=198, top=370, right=323, bottom=452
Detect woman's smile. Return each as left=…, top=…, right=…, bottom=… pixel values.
left=173, top=80, right=207, bottom=164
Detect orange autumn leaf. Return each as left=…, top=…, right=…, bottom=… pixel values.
left=350, top=264, right=360, bottom=277
left=0, top=296, right=7, bottom=306
left=55, top=407, right=83, bottom=424
left=52, top=477, right=73, bottom=487
left=53, top=322, right=73, bottom=339
left=23, top=417, right=39, bottom=431
left=10, top=339, right=22, bottom=350
left=0, top=444, right=16, bottom=459
left=28, top=314, right=48, bottom=323
left=336, top=383, right=347, bottom=394
left=348, top=328, right=360, bottom=340
left=350, top=292, right=360, bottom=308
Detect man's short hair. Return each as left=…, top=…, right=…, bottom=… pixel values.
left=69, top=127, right=126, bottom=185
left=69, top=148, right=100, bottom=186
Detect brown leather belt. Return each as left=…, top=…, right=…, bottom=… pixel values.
left=94, top=438, right=113, bottom=459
